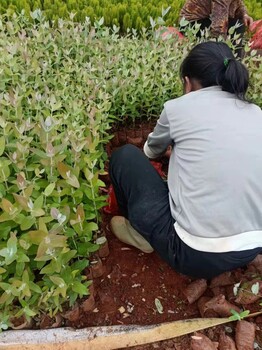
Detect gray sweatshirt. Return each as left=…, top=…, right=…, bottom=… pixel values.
left=144, top=86, right=262, bottom=253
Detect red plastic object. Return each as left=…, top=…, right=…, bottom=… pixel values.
left=250, top=20, right=262, bottom=49
left=161, top=26, right=184, bottom=40
left=150, top=161, right=166, bottom=178
left=250, top=19, right=262, bottom=32
left=103, top=185, right=120, bottom=215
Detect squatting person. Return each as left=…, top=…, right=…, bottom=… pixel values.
left=180, top=0, right=253, bottom=57
left=109, top=41, right=262, bottom=279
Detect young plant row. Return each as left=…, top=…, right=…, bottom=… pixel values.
left=0, top=11, right=261, bottom=329
left=1, top=0, right=261, bottom=32
left=0, top=11, right=113, bottom=328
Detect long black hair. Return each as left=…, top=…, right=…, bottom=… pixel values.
left=180, top=42, right=249, bottom=101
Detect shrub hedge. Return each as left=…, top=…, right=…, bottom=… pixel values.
left=0, top=0, right=261, bottom=32
left=0, top=10, right=261, bottom=329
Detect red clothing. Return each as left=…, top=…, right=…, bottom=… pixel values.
left=180, top=0, right=247, bottom=36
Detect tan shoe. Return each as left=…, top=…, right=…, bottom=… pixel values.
left=110, top=216, right=154, bottom=253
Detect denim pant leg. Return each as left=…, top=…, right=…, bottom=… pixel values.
left=109, top=144, right=177, bottom=262
left=108, top=145, right=262, bottom=279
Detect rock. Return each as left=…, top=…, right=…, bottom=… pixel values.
left=210, top=271, right=235, bottom=288
left=197, top=296, right=219, bottom=318
left=219, top=331, right=236, bottom=350
left=63, top=306, right=80, bottom=322
left=235, top=320, right=256, bottom=350
left=247, top=254, right=262, bottom=274
left=184, top=279, right=208, bottom=304
left=191, top=332, right=218, bottom=350
left=204, top=294, right=240, bottom=317
left=81, top=295, right=96, bottom=313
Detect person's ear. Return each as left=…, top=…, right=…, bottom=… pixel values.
left=184, top=76, right=193, bottom=94
left=183, top=76, right=202, bottom=93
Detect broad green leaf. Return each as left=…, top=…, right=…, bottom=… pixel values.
left=16, top=261, right=25, bottom=276
left=20, top=216, right=36, bottom=231
left=85, top=222, right=98, bottom=233
left=76, top=204, right=85, bottom=221
left=1, top=198, right=14, bottom=214
left=17, top=173, right=26, bottom=189
left=85, top=212, right=96, bottom=220
left=66, top=175, right=80, bottom=188
left=0, top=292, right=14, bottom=304
left=64, top=228, right=76, bottom=237
left=0, top=137, right=5, bottom=156
left=0, top=222, right=12, bottom=239
left=13, top=194, right=29, bottom=211
left=28, top=281, right=42, bottom=294
left=31, top=208, right=45, bottom=217
left=57, top=162, right=71, bottom=179
left=50, top=275, right=65, bottom=287
left=0, top=282, right=12, bottom=291
left=38, top=217, right=49, bottom=233
left=31, top=148, right=48, bottom=158
left=77, top=242, right=99, bottom=256
left=36, top=234, right=67, bottom=259
left=229, top=309, right=241, bottom=321
left=24, top=185, right=34, bottom=197
left=44, top=183, right=56, bottom=196
left=0, top=282, right=19, bottom=296
left=23, top=305, right=37, bottom=317
left=28, top=230, right=47, bottom=245
left=0, top=166, right=10, bottom=183
left=34, top=195, right=44, bottom=209
left=84, top=168, right=93, bottom=181
left=0, top=233, right=17, bottom=265
left=240, top=310, right=250, bottom=318
left=13, top=279, right=31, bottom=298
left=71, top=259, right=89, bottom=272
left=60, top=249, right=76, bottom=264
left=40, top=260, right=61, bottom=274
left=19, top=239, right=31, bottom=250
left=72, top=281, right=88, bottom=296
left=0, top=212, right=12, bottom=223
left=53, top=285, right=67, bottom=298
left=17, top=252, right=30, bottom=263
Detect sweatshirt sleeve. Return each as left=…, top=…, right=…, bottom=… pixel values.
left=210, top=0, right=229, bottom=37
left=143, top=107, right=172, bottom=159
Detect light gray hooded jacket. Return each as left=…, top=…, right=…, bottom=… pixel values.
left=144, top=87, right=262, bottom=253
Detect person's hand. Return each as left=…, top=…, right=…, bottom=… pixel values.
left=244, top=14, right=253, bottom=28
left=164, top=145, right=172, bottom=159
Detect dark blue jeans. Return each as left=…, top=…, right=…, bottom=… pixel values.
left=109, top=144, right=261, bottom=279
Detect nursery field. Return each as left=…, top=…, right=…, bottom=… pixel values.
left=0, top=0, right=262, bottom=31
left=0, top=7, right=262, bottom=350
